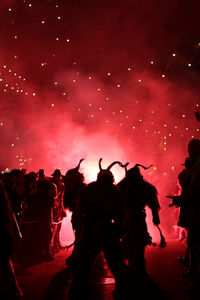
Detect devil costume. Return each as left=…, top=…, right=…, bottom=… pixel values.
left=69, top=159, right=129, bottom=299
left=63, top=159, right=86, bottom=266
left=118, top=163, right=160, bottom=278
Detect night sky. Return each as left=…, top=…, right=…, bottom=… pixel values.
left=1, top=0, right=200, bottom=238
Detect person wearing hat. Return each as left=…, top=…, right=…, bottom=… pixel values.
left=51, top=169, right=62, bottom=177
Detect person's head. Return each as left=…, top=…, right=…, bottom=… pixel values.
left=1, top=172, right=13, bottom=186
left=51, top=169, right=62, bottom=181
left=28, top=171, right=38, bottom=181
left=11, top=169, right=24, bottom=184
left=38, top=169, right=45, bottom=179
left=126, top=165, right=143, bottom=181
left=64, top=159, right=85, bottom=185
left=24, top=175, right=37, bottom=193
left=97, top=170, right=114, bottom=184
left=65, top=172, right=84, bottom=184
left=182, top=157, right=192, bottom=169
left=125, top=164, right=153, bottom=182
left=97, top=159, right=124, bottom=184
left=188, top=139, right=200, bottom=160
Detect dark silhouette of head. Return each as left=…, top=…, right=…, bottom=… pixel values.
left=51, top=169, right=62, bottom=177
left=97, top=158, right=126, bottom=184
left=182, top=157, right=192, bottom=169
left=38, top=169, right=45, bottom=180
left=64, top=159, right=85, bottom=184
left=11, top=169, right=24, bottom=184
left=65, top=159, right=84, bottom=176
left=28, top=171, right=38, bottom=180
left=188, top=139, right=200, bottom=160
left=125, top=163, right=153, bottom=181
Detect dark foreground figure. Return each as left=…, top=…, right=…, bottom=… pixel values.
left=0, top=179, right=23, bottom=298
left=68, top=160, right=130, bottom=300
left=169, top=139, right=200, bottom=297
left=118, top=163, right=161, bottom=278
left=63, top=159, right=86, bottom=266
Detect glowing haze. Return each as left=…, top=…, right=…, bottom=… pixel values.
left=1, top=0, right=200, bottom=240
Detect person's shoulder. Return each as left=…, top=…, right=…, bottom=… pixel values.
left=143, top=180, right=157, bottom=194
left=84, top=182, right=96, bottom=189
left=81, top=182, right=93, bottom=190
left=88, top=181, right=95, bottom=185
left=107, top=183, right=120, bottom=194
left=112, top=183, right=119, bottom=189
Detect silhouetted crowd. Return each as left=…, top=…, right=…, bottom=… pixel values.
left=0, top=166, right=67, bottom=298
left=1, top=138, right=200, bottom=299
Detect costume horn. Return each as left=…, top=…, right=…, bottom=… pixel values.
left=107, top=161, right=127, bottom=170
left=118, top=162, right=129, bottom=174
left=134, top=164, right=153, bottom=170
left=75, top=158, right=84, bottom=171
left=99, top=158, right=103, bottom=171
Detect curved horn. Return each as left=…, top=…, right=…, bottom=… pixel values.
left=118, top=162, right=129, bottom=170
left=118, top=162, right=129, bottom=175
left=107, top=161, right=126, bottom=170
left=134, top=164, right=153, bottom=170
left=118, top=162, right=129, bottom=168
left=99, top=158, right=103, bottom=171
left=124, top=162, right=129, bottom=174
left=75, top=158, right=85, bottom=170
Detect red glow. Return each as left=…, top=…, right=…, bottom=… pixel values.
left=60, top=163, right=165, bottom=243
left=1, top=0, right=200, bottom=242
left=60, top=208, right=161, bottom=246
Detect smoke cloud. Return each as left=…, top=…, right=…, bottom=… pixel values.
left=1, top=0, right=200, bottom=238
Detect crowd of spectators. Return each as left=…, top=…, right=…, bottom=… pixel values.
left=0, top=168, right=66, bottom=267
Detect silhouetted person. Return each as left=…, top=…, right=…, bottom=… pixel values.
left=0, top=179, right=23, bottom=297
left=50, top=169, right=66, bottom=254
left=38, top=169, right=46, bottom=181
left=20, top=173, right=41, bottom=265
left=3, top=170, right=26, bottom=265
left=63, top=159, right=86, bottom=266
left=182, top=139, right=200, bottom=293
left=170, top=139, right=200, bottom=293
left=174, top=157, right=195, bottom=278
left=8, top=169, right=25, bottom=221
left=118, top=163, right=160, bottom=280
left=69, top=159, right=129, bottom=299
left=36, top=177, right=56, bottom=261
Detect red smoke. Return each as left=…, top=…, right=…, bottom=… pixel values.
left=1, top=0, right=200, bottom=240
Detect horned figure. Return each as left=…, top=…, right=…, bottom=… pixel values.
left=69, top=158, right=130, bottom=299
left=63, top=157, right=85, bottom=224
left=63, top=158, right=86, bottom=265
left=65, top=158, right=85, bottom=176
left=97, top=158, right=127, bottom=183
left=63, top=158, right=85, bottom=211
left=117, top=162, right=164, bottom=279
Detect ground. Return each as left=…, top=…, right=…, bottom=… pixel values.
left=14, top=238, right=197, bottom=300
